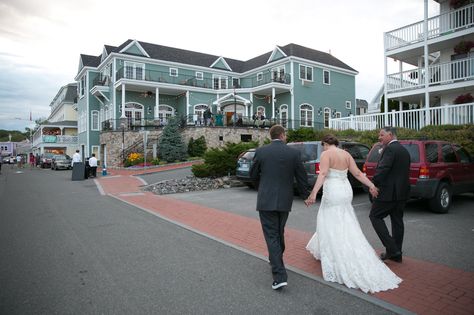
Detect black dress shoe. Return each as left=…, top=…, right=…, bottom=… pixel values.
left=380, top=252, right=402, bottom=263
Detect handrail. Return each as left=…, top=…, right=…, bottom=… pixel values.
left=385, top=3, right=474, bottom=51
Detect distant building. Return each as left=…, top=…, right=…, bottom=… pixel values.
left=31, top=83, right=78, bottom=156
left=74, top=39, right=358, bottom=158
left=0, top=142, right=16, bottom=157
left=356, top=99, right=368, bottom=115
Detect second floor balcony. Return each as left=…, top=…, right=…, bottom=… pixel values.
left=385, top=3, right=474, bottom=52
left=386, top=56, right=474, bottom=93
left=113, top=67, right=291, bottom=91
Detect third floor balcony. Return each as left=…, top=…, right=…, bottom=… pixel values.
left=385, top=3, right=474, bottom=54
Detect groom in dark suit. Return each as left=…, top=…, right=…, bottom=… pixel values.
left=370, top=126, right=410, bottom=263
left=250, top=125, right=309, bottom=290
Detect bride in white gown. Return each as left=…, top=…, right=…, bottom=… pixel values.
left=304, top=135, right=402, bottom=294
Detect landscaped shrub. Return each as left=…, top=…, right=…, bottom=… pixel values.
left=191, top=141, right=258, bottom=177
left=188, top=136, right=207, bottom=157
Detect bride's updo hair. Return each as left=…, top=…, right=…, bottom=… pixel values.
left=322, top=134, right=339, bottom=146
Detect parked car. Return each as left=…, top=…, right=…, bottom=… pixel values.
left=363, top=140, right=474, bottom=213
left=39, top=153, right=55, bottom=168
left=236, top=149, right=257, bottom=188
left=51, top=154, right=72, bottom=170
left=2, top=156, right=14, bottom=164
left=236, top=141, right=371, bottom=190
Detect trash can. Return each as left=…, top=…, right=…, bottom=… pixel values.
left=72, top=162, right=85, bottom=181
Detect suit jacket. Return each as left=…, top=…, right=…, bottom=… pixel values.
left=373, top=141, right=411, bottom=201
left=250, top=140, right=309, bottom=211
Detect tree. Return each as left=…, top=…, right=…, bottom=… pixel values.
left=379, top=95, right=410, bottom=113
left=158, top=117, right=188, bottom=162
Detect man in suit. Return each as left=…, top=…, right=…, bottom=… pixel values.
left=370, top=126, right=410, bottom=263
left=250, top=125, right=310, bottom=290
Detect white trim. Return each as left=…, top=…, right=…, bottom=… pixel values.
left=91, top=110, right=99, bottom=131
left=119, top=39, right=150, bottom=58
left=213, top=93, right=251, bottom=105
left=210, top=56, right=232, bottom=71
left=195, top=71, right=203, bottom=80
left=101, top=47, right=108, bottom=62
left=345, top=101, right=351, bottom=109
left=257, top=72, right=263, bottom=81
left=267, top=46, right=287, bottom=64
left=300, top=103, right=314, bottom=127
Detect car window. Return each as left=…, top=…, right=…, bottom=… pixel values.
left=453, top=145, right=471, bottom=163
left=367, top=144, right=383, bottom=163
left=401, top=144, right=420, bottom=163
left=241, top=151, right=255, bottom=160
left=288, top=143, right=319, bottom=161
left=442, top=144, right=457, bottom=163
left=425, top=143, right=438, bottom=163
left=357, top=145, right=370, bottom=160
left=343, top=144, right=361, bottom=159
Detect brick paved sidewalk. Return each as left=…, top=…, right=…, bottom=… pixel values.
left=95, top=166, right=474, bottom=315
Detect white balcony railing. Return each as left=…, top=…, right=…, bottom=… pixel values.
left=385, top=4, right=474, bottom=51
left=330, top=103, right=474, bottom=131
left=386, top=56, right=474, bottom=93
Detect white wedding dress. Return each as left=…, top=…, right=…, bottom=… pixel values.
left=306, top=168, right=402, bottom=294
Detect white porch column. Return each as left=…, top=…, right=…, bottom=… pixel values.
left=120, top=83, right=126, bottom=118
left=272, top=87, right=276, bottom=119
left=423, top=0, right=431, bottom=126
left=399, top=100, right=404, bottom=127
left=186, top=91, right=190, bottom=118
left=155, top=87, right=160, bottom=119
left=250, top=92, right=254, bottom=116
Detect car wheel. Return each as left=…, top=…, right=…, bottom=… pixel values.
left=429, top=182, right=451, bottom=214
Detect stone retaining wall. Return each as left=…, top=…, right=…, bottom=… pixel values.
left=100, top=127, right=271, bottom=167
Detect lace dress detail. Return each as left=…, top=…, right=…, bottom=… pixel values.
left=306, top=168, right=402, bottom=293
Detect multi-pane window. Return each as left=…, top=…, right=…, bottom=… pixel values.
left=280, top=105, right=288, bottom=128
left=299, top=65, right=313, bottom=81
left=324, top=108, right=330, bottom=128
left=124, top=62, right=144, bottom=80
left=345, top=101, right=351, bottom=109
left=257, top=72, right=263, bottom=81
left=272, top=66, right=285, bottom=82
left=91, top=111, right=99, bottom=131
left=232, top=78, right=240, bottom=88
left=79, top=75, right=86, bottom=97
left=196, top=72, right=203, bottom=80
left=213, top=75, right=228, bottom=89
left=323, top=70, right=330, bottom=85
left=300, top=104, right=313, bottom=127
left=170, top=68, right=178, bottom=77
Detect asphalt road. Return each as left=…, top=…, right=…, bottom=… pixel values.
left=0, top=164, right=398, bottom=315
left=141, top=167, right=474, bottom=272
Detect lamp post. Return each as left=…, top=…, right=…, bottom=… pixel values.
left=233, top=88, right=237, bottom=127
left=121, top=123, right=125, bottom=166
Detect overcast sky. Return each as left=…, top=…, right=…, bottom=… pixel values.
left=0, top=0, right=439, bottom=131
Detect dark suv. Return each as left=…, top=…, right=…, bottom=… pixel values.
left=236, top=141, right=370, bottom=189
left=363, top=140, right=474, bottom=213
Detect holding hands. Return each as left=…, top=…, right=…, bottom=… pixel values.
left=305, top=192, right=317, bottom=207
left=369, top=185, right=379, bottom=198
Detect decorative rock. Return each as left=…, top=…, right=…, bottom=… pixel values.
left=142, top=175, right=245, bottom=195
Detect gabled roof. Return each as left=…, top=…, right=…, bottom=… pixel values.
left=80, top=40, right=356, bottom=74
left=80, top=54, right=101, bottom=68
left=280, top=43, right=357, bottom=72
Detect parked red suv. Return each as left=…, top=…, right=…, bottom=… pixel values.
left=364, top=140, right=474, bottom=213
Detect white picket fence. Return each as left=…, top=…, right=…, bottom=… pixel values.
left=330, top=103, right=474, bottom=131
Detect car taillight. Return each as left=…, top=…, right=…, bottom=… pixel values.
left=315, top=162, right=320, bottom=174
left=419, top=165, right=429, bottom=179
left=362, top=163, right=367, bottom=174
